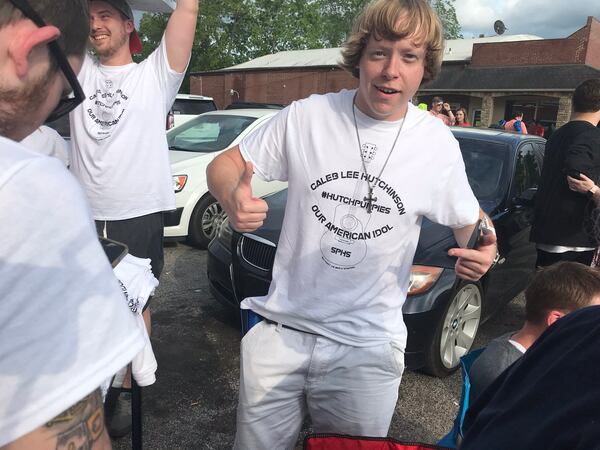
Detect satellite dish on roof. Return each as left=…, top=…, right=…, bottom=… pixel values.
left=494, top=20, right=507, bottom=35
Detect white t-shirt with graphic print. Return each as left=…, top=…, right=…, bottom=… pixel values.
left=239, top=89, right=479, bottom=349
left=0, top=137, right=144, bottom=446
left=69, top=36, right=186, bottom=220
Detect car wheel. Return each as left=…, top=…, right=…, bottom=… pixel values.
left=423, top=281, right=483, bottom=377
left=187, top=194, right=223, bottom=249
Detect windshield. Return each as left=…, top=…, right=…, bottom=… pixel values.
left=171, top=98, right=216, bottom=115
left=167, top=114, right=257, bottom=153
left=457, top=137, right=510, bottom=200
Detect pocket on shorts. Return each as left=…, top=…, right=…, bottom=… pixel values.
left=386, top=342, right=405, bottom=377
left=240, top=320, right=266, bottom=354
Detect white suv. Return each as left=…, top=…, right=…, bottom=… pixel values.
left=167, top=94, right=217, bottom=129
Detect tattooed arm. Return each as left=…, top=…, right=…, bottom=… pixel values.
left=1, top=389, right=111, bottom=450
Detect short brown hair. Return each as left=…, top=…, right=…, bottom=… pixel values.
left=340, top=0, right=444, bottom=82
left=573, top=78, right=600, bottom=114
left=0, top=0, right=89, bottom=59
left=525, top=262, right=600, bottom=325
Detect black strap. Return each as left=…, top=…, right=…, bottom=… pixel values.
left=263, top=318, right=319, bottom=336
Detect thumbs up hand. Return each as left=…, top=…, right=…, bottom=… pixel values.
left=228, top=161, right=269, bottom=232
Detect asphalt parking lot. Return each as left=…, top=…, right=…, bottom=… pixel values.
left=113, top=242, right=524, bottom=450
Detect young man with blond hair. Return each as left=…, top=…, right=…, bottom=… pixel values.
left=208, top=0, right=497, bottom=447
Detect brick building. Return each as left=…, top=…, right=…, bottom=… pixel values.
left=190, top=16, right=600, bottom=129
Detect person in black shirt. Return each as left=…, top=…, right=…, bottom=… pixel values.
left=530, top=78, right=600, bottom=267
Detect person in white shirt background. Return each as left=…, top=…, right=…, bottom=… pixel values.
left=68, top=0, right=198, bottom=436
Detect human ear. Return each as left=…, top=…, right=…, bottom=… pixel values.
left=9, top=25, right=60, bottom=78
left=546, top=310, right=565, bottom=327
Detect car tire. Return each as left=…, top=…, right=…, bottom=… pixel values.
left=423, top=281, right=483, bottom=377
left=187, top=194, right=223, bottom=249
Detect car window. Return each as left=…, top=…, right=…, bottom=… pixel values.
left=533, top=142, right=545, bottom=168
left=457, top=137, right=510, bottom=200
left=167, top=114, right=257, bottom=152
left=512, top=142, right=542, bottom=199
left=172, top=99, right=216, bottom=116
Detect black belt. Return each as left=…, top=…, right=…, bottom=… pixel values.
left=263, top=318, right=319, bottom=336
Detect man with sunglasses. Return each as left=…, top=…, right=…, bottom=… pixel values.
left=67, top=0, right=198, bottom=436
left=429, top=96, right=455, bottom=126
left=0, top=0, right=144, bottom=449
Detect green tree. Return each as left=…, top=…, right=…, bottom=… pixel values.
left=315, top=0, right=367, bottom=47
left=430, top=0, right=462, bottom=39
left=313, top=0, right=462, bottom=45
left=137, top=0, right=462, bottom=87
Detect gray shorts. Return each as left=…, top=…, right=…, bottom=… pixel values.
left=95, top=212, right=164, bottom=279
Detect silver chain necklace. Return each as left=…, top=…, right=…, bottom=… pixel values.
left=352, top=94, right=406, bottom=214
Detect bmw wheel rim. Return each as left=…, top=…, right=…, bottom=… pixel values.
left=439, top=283, right=482, bottom=370
left=201, top=202, right=223, bottom=240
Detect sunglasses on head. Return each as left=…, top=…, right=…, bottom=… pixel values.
left=8, top=0, right=85, bottom=123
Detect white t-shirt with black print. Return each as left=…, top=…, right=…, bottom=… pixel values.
left=239, top=89, right=479, bottom=349
left=70, top=36, right=186, bottom=220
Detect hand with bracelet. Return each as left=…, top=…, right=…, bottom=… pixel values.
left=567, top=173, right=600, bottom=203
left=448, top=213, right=499, bottom=281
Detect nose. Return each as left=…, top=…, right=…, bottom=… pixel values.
left=90, top=15, right=101, bottom=31
left=382, top=55, right=400, bottom=80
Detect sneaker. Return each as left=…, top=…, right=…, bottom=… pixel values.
left=107, top=391, right=132, bottom=438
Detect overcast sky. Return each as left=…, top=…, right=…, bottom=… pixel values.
left=456, top=0, right=600, bottom=39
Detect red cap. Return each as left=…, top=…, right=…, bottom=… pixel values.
left=129, top=29, right=142, bottom=54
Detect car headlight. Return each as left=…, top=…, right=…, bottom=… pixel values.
left=215, top=214, right=232, bottom=247
left=408, top=265, right=443, bottom=296
left=172, top=175, right=187, bottom=193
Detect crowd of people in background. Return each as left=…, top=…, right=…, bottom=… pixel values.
left=423, top=96, right=561, bottom=140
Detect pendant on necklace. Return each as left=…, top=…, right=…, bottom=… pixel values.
left=364, top=187, right=377, bottom=214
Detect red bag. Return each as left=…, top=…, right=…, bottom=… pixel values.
left=304, top=434, right=452, bottom=450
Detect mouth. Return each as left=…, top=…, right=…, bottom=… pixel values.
left=90, top=34, right=110, bottom=43
left=375, top=86, right=400, bottom=95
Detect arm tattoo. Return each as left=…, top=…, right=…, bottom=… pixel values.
left=45, top=389, right=106, bottom=449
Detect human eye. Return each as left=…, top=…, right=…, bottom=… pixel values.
left=371, top=50, right=388, bottom=60
left=403, top=53, right=419, bottom=62
left=370, top=48, right=386, bottom=59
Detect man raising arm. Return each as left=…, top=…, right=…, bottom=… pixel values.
left=68, top=0, right=198, bottom=437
